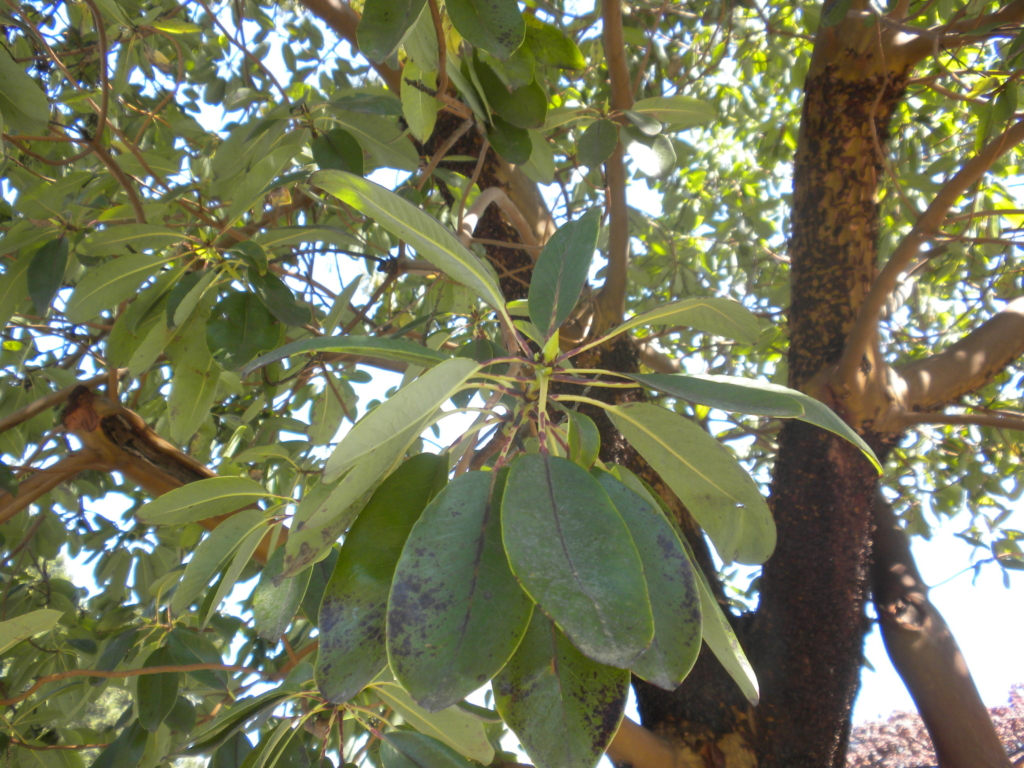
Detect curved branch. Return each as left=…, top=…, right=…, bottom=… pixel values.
left=458, top=187, right=538, bottom=250
left=836, top=119, right=1024, bottom=390
left=898, top=409, right=1024, bottom=432
left=0, top=370, right=125, bottom=436
left=871, top=493, right=1011, bottom=768
left=896, top=295, right=1024, bottom=409
left=894, top=0, right=1024, bottom=64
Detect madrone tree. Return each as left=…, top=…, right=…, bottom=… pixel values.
left=1, top=0, right=1023, bottom=766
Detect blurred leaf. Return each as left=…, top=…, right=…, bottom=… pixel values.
left=0, top=47, right=50, bottom=133
left=524, top=16, right=585, bottom=69
left=446, top=0, right=525, bottom=60
left=253, top=547, right=311, bottom=641
left=487, top=114, right=532, bottom=164
left=357, top=0, right=427, bottom=63
left=311, top=128, right=365, bottom=175
left=206, top=291, right=280, bottom=370
left=137, top=647, right=180, bottom=731
left=138, top=477, right=270, bottom=526
left=26, top=237, right=68, bottom=313
left=0, top=609, right=62, bottom=655
left=577, top=119, right=618, bottom=168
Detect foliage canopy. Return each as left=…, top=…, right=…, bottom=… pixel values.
left=1, top=0, right=1023, bottom=766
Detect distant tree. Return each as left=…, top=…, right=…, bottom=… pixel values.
left=1, top=1, right=1023, bottom=767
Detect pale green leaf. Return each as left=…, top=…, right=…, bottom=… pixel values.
left=64, top=255, right=168, bottom=324
left=0, top=609, right=63, bottom=655
left=137, top=477, right=271, bottom=526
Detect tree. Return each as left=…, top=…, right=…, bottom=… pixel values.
left=0, top=0, right=1022, bottom=766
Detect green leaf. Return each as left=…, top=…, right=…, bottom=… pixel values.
left=493, top=612, right=629, bottom=768
left=380, top=731, right=472, bottom=768
left=625, top=373, right=881, bottom=470
left=137, top=477, right=271, bottom=526
left=0, top=609, right=62, bottom=655
left=328, top=111, right=419, bottom=172
left=624, top=109, right=662, bottom=136
left=595, top=471, right=700, bottom=690
left=446, top=0, right=526, bottom=60
left=202, top=524, right=266, bottom=628
left=206, top=291, right=280, bottom=371
left=487, top=114, right=532, bottom=165
left=401, top=60, right=440, bottom=143
left=167, top=627, right=229, bottom=690
left=388, top=470, right=533, bottom=711
left=502, top=454, right=653, bottom=667
left=308, top=374, right=352, bottom=445
left=0, top=47, right=50, bottom=134
left=253, top=546, right=311, bottom=641
left=78, top=224, right=183, bottom=256
left=374, top=682, right=495, bottom=764
left=521, top=128, right=555, bottom=184
left=168, top=309, right=222, bottom=444
left=184, top=689, right=294, bottom=754
left=172, top=508, right=268, bottom=614
left=254, top=225, right=359, bottom=251
left=241, top=334, right=449, bottom=377
left=623, top=124, right=676, bottom=178
left=331, top=88, right=405, bottom=115
left=316, top=453, right=447, bottom=703
left=403, top=2, right=439, bottom=70
left=166, top=269, right=216, bottom=329
left=312, top=171, right=507, bottom=315
left=248, top=271, right=311, bottom=327
left=64, top=255, right=167, bottom=324
left=210, top=732, right=255, bottom=768
left=566, top=411, right=600, bottom=469
left=473, top=58, right=547, bottom=129
left=27, top=237, right=68, bottom=313
left=166, top=696, right=197, bottom=734
left=0, top=254, right=32, bottom=330
left=601, top=297, right=761, bottom=346
left=577, top=119, right=618, bottom=168
left=138, top=647, right=179, bottom=731
left=311, top=128, right=365, bottom=176
left=607, top=402, right=776, bottom=564
left=630, top=96, right=716, bottom=130
left=357, top=0, right=427, bottom=63
left=286, top=359, right=479, bottom=575
left=528, top=208, right=600, bottom=338
left=92, top=721, right=150, bottom=768
left=524, top=16, right=585, bottom=70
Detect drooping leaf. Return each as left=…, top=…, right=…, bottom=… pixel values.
left=524, top=16, right=585, bottom=70
left=137, top=647, right=180, bottom=731
left=91, top=721, right=150, bottom=768
left=446, top=0, right=526, bottom=60
left=166, top=269, right=217, bottom=328
left=493, top=612, right=629, bottom=768
left=210, top=731, right=254, bottom=768
left=311, top=128, right=365, bottom=176
left=26, top=237, right=68, bottom=313
left=64, top=255, right=167, bottom=323
left=577, top=119, right=618, bottom=168
left=487, top=114, right=533, bottom=164
left=607, top=402, right=776, bottom=564
left=388, top=470, right=533, bottom=711
left=167, top=308, right=223, bottom=444
left=0, top=609, right=63, bottom=655
left=566, top=411, right=601, bottom=469
left=380, top=731, right=472, bottom=768
left=241, top=335, right=450, bottom=377
left=626, top=373, right=881, bottom=470
left=502, top=454, right=653, bottom=667
left=137, top=477, right=271, bottom=526
left=183, top=689, right=294, bottom=754
left=374, top=682, right=495, bottom=764
left=206, top=291, right=280, bottom=370
left=248, top=270, right=311, bottom=326
left=601, top=296, right=761, bottom=346
left=252, top=546, right=311, bottom=641
left=328, top=111, right=419, bottom=171
left=312, top=171, right=507, bottom=315
left=316, top=453, right=447, bottom=703
left=594, top=470, right=701, bottom=690
left=528, top=208, right=600, bottom=338
left=401, top=60, right=440, bottom=143
left=0, top=47, right=51, bottom=134
left=630, top=95, right=716, bottom=130
left=623, top=124, right=676, bottom=178
left=0, top=253, right=32, bottom=330
left=357, top=0, right=427, bottom=63
left=473, top=57, right=547, bottom=129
